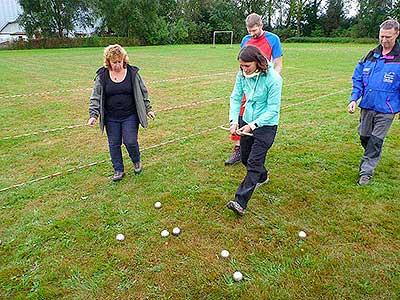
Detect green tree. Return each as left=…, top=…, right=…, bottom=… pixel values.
left=322, top=0, right=345, bottom=36
left=19, top=0, right=94, bottom=38
left=209, top=0, right=245, bottom=42
left=265, top=0, right=278, bottom=29
left=302, top=0, right=323, bottom=36
left=95, top=0, right=164, bottom=44
left=355, top=0, right=393, bottom=37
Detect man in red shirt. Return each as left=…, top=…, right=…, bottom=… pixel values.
left=225, top=13, right=283, bottom=165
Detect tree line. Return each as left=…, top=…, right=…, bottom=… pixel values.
left=18, top=0, right=400, bottom=44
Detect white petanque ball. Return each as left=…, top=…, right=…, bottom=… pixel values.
left=172, top=227, right=181, bottom=236
left=161, top=230, right=169, bottom=237
left=154, top=201, right=162, bottom=209
left=220, top=250, right=230, bottom=258
left=233, top=271, right=243, bottom=282
left=298, top=231, right=307, bottom=238
left=116, top=233, right=125, bottom=241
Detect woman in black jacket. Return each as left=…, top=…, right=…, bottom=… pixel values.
left=87, top=44, right=155, bottom=181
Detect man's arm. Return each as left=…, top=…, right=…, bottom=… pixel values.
left=273, top=56, right=282, bottom=75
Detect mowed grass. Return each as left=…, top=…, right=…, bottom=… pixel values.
left=0, top=44, right=399, bottom=299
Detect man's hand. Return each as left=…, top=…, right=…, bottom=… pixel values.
left=347, top=101, right=357, bottom=114
left=147, top=111, right=156, bottom=120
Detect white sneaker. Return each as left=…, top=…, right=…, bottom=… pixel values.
left=255, top=175, right=270, bottom=189
left=133, top=161, right=142, bottom=175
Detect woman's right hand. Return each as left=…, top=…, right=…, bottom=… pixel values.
left=230, top=123, right=239, bottom=135
left=87, top=117, right=97, bottom=126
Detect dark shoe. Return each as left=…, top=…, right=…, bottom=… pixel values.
left=358, top=175, right=371, bottom=185
left=225, top=146, right=241, bottom=165
left=112, top=171, right=125, bottom=182
left=226, top=200, right=245, bottom=216
left=255, top=175, right=270, bottom=189
left=133, top=161, right=142, bottom=175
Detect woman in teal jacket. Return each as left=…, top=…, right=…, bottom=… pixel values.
left=227, top=45, right=282, bottom=216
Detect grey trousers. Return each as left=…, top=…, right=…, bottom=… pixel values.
left=358, top=109, right=395, bottom=176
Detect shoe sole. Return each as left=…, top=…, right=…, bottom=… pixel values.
left=224, top=160, right=241, bottom=165
left=358, top=176, right=371, bottom=185
left=255, top=177, right=270, bottom=189
left=112, top=173, right=125, bottom=182
left=226, top=201, right=244, bottom=216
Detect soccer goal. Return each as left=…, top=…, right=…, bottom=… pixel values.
left=212, top=31, right=233, bottom=48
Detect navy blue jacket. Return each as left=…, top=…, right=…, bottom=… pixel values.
left=350, top=43, right=400, bottom=114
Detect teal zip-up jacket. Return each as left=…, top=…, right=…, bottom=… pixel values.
left=229, top=66, right=282, bottom=128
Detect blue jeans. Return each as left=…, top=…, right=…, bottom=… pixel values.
left=105, top=114, right=140, bottom=172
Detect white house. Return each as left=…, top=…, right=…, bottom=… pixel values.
left=0, top=0, right=96, bottom=43
left=0, top=20, right=27, bottom=42
left=0, top=0, right=26, bottom=43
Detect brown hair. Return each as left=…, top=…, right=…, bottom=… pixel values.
left=103, top=44, right=129, bottom=70
left=238, top=45, right=268, bottom=74
left=246, top=13, right=263, bottom=28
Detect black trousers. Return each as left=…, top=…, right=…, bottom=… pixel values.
left=235, top=121, right=277, bottom=209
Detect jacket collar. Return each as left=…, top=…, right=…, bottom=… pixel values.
left=95, top=64, right=139, bottom=80
left=373, top=42, right=400, bottom=57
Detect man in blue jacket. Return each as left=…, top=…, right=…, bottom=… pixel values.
left=348, top=19, right=400, bottom=185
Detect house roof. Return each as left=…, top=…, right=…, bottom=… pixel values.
left=0, top=21, right=7, bottom=32
left=0, top=0, right=22, bottom=25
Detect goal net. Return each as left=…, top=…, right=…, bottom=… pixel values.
left=212, top=31, right=233, bottom=47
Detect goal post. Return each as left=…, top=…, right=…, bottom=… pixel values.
left=212, top=30, right=233, bottom=48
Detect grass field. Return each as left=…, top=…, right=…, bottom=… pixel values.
left=0, top=44, right=399, bottom=299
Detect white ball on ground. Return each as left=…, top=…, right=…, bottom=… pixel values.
left=154, top=201, right=162, bottom=209
left=116, top=233, right=125, bottom=241
left=161, top=230, right=169, bottom=237
left=298, top=230, right=307, bottom=238
left=172, top=227, right=181, bottom=236
left=233, top=271, right=243, bottom=282
left=220, top=250, right=229, bottom=258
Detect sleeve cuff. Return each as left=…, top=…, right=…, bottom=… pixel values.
left=248, top=122, right=257, bottom=130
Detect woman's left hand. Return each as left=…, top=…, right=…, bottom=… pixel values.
left=236, top=125, right=252, bottom=136
left=147, top=111, right=155, bottom=120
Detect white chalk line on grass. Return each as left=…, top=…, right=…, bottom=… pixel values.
left=1, top=97, right=225, bottom=141
left=1, top=76, right=349, bottom=141
left=0, top=71, right=343, bottom=101
left=281, top=88, right=349, bottom=110
left=0, top=72, right=235, bottom=100
left=1, top=125, right=85, bottom=141
left=1, top=88, right=351, bottom=192
left=0, top=126, right=222, bottom=192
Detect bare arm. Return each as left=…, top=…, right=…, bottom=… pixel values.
left=273, top=56, right=283, bottom=75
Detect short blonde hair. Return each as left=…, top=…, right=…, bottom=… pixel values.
left=103, top=44, right=129, bottom=70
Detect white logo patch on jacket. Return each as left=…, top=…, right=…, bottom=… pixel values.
left=383, top=72, right=395, bottom=83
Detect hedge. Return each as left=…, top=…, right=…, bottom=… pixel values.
left=2, top=36, right=141, bottom=50
left=284, top=37, right=377, bottom=44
